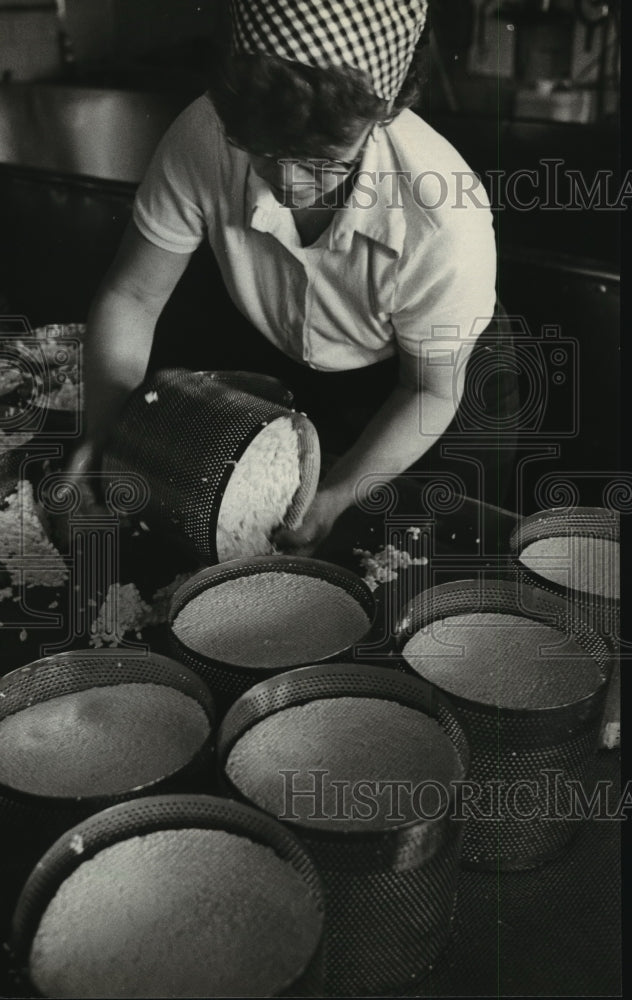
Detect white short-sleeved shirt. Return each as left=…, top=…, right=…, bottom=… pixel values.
left=133, top=94, right=497, bottom=375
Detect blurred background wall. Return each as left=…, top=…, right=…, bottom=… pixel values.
left=0, top=0, right=621, bottom=123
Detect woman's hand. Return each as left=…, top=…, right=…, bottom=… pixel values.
left=275, top=374, right=463, bottom=557
left=64, top=438, right=105, bottom=507
left=44, top=439, right=105, bottom=549
left=274, top=488, right=348, bottom=556
left=66, top=438, right=99, bottom=478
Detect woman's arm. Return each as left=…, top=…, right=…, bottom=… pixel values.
left=276, top=339, right=475, bottom=554
left=70, top=222, right=193, bottom=472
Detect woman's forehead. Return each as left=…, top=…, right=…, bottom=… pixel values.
left=231, top=119, right=373, bottom=160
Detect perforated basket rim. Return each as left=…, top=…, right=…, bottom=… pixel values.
left=508, top=506, right=620, bottom=606
left=393, top=579, right=612, bottom=718
left=0, top=649, right=217, bottom=806
left=510, top=506, right=620, bottom=545
left=168, top=555, right=377, bottom=672
left=195, top=370, right=294, bottom=408
left=8, top=793, right=326, bottom=993
left=216, top=661, right=470, bottom=840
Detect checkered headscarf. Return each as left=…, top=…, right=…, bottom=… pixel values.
left=228, top=0, right=429, bottom=102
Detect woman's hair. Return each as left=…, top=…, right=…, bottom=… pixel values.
left=207, top=14, right=427, bottom=157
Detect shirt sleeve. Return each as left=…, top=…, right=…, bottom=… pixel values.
left=133, top=98, right=217, bottom=254
left=392, top=172, right=497, bottom=392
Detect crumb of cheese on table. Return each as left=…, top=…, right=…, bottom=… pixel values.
left=89, top=583, right=152, bottom=647
left=89, top=572, right=197, bottom=645
left=353, top=543, right=428, bottom=591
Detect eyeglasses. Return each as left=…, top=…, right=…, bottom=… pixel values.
left=224, top=133, right=369, bottom=178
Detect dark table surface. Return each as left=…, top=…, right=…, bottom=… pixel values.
left=0, top=439, right=623, bottom=998
left=403, top=749, right=622, bottom=998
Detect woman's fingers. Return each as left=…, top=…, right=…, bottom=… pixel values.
left=273, top=523, right=318, bottom=556
left=46, top=440, right=108, bottom=549
left=274, top=507, right=332, bottom=556
left=274, top=487, right=349, bottom=555
left=65, top=439, right=98, bottom=478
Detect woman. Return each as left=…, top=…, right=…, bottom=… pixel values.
left=77, top=0, right=515, bottom=553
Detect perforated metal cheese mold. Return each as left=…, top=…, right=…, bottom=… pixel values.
left=217, top=662, right=469, bottom=997
left=9, top=794, right=325, bottom=998
left=509, top=506, right=620, bottom=635
left=0, top=650, right=216, bottom=938
left=395, top=580, right=613, bottom=872
left=168, top=555, right=377, bottom=717
left=200, top=370, right=294, bottom=407
left=510, top=508, right=621, bottom=749
left=102, top=368, right=320, bottom=563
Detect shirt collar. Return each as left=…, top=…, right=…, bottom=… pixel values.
left=329, top=127, right=407, bottom=256
left=245, top=166, right=303, bottom=252
left=244, top=126, right=407, bottom=257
